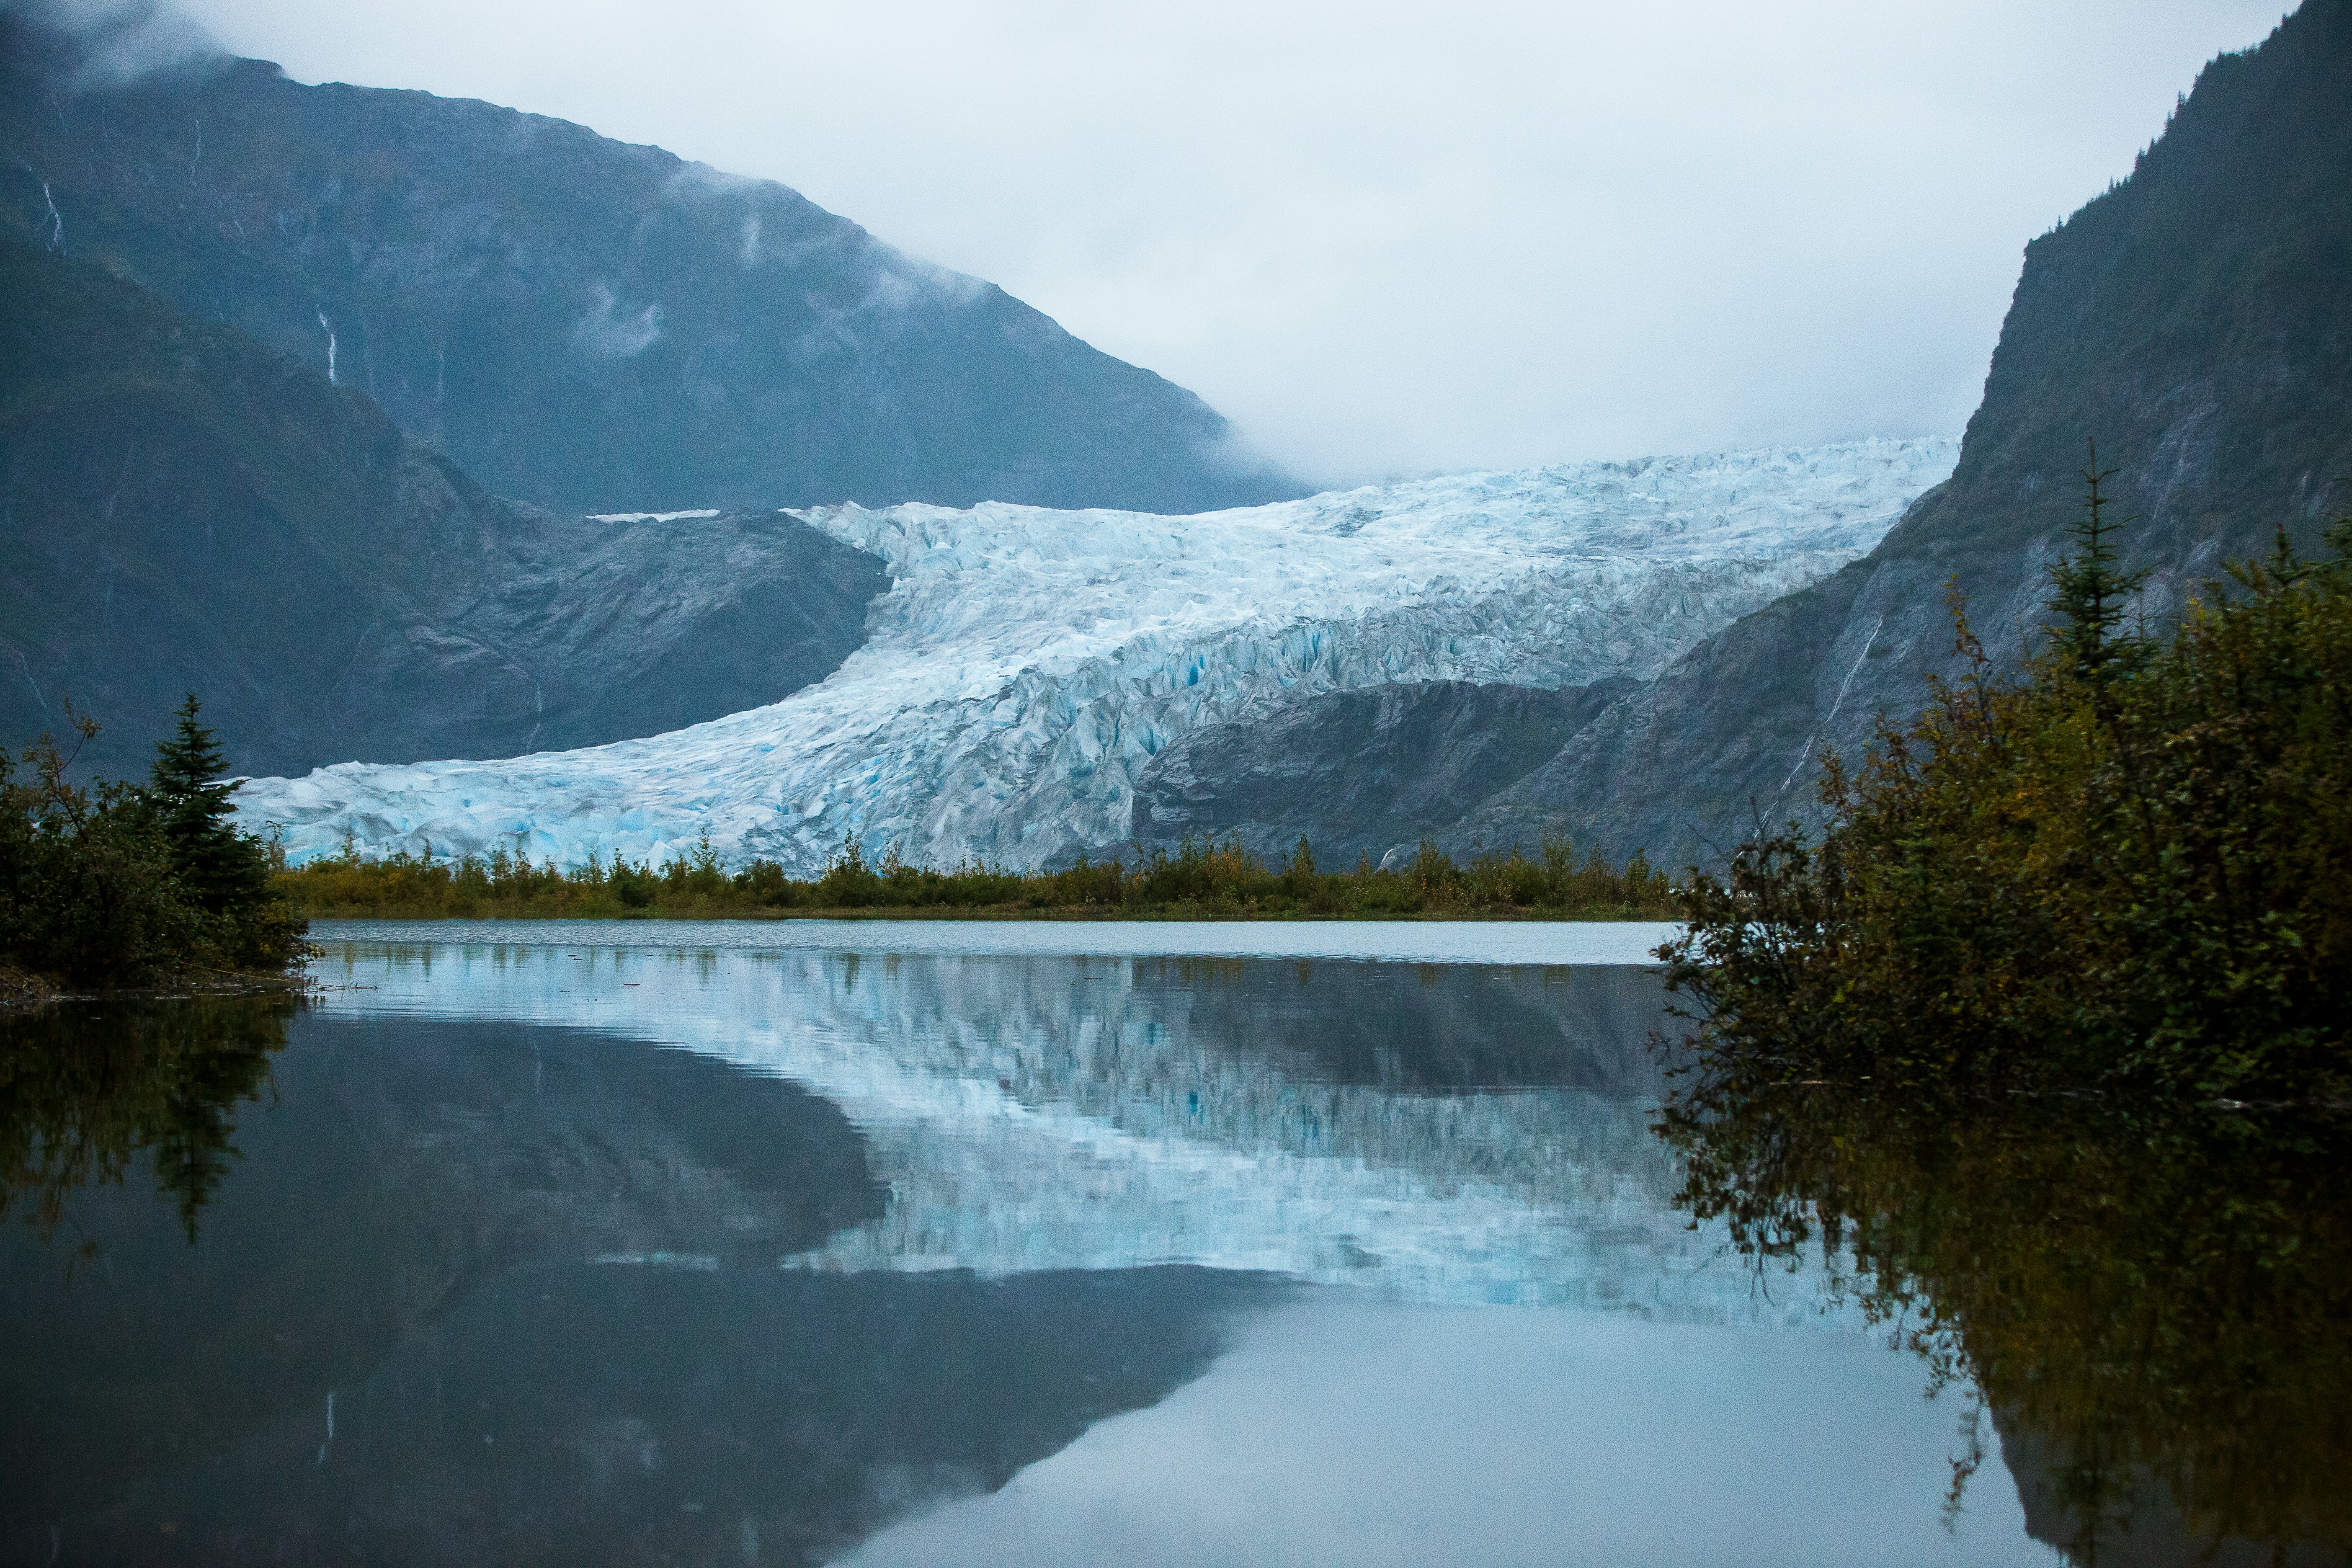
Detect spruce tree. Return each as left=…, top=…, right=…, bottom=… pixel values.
left=2045, top=439, right=2152, bottom=684
left=148, top=696, right=267, bottom=915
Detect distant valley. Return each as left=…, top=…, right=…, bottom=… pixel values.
left=234, top=441, right=1956, bottom=874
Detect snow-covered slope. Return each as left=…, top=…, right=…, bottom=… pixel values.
left=236, top=438, right=1957, bottom=872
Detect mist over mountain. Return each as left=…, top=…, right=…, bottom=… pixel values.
left=0, top=11, right=1300, bottom=516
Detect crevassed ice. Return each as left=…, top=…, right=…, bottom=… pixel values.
left=236, top=437, right=1957, bottom=872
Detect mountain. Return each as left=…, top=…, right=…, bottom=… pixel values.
left=227, top=440, right=1957, bottom=872
left=1130, top=677, right=1638, bottom=870
left=0, top=241, right=886, bottom=779
left=1147, top=0, right=2352, bottom=874
left=1457, top=0, right=2352, bottom=869
left=0, top=13, right=1300, bottom=516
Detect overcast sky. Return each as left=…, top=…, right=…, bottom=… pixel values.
left=160, top=0, right=2282, bottom=487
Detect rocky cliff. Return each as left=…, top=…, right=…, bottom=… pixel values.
left=0, top=242, right=886, bottom=778
left=1130, top=678, right=1636, bottom=870
left=1481, top=1, right=2352, bottom=868
left=0, top=14, right=1299, bottom=516
left=1154, top=2, right=2352, bottom=873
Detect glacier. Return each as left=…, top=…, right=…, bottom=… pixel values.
left=236, top=437, right=1958, bottom=872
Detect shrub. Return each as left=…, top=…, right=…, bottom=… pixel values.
left=0, top=701, right=308, bottom=987
left=1664, top=458, right=2352, bottom=1101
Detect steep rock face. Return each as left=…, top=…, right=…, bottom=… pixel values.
left=1993, top=1418, right=2338, bottom=1568
left=1475, top=2, right=2352, bottom=869
left=0, top=244, right=885, bottom=777
left=230, top=439, right=1956, bottom=872
left=0, top=17, right=1300, bottom=515
left=1130, top=677, right=1636, bottom=870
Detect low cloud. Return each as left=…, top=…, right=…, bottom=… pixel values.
left=573, top=283, right=663, bottom=360
left=152, top=0, right=2292, bottom=485
left=5, top=0, right=222, bottom=88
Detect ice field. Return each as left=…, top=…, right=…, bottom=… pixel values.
left=236, top=437, right=1958, bottom=873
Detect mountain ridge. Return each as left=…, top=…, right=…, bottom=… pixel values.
left=0, top=12, right=1301, bottom=515
left=1487, top=0, right=2352, bottom=869
left=0, top=240, right=887, bottom=778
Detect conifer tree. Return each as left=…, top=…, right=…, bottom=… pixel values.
left=147, top=696, right=267, bottom=915
left=2045, top=438, right=2152, bottom=683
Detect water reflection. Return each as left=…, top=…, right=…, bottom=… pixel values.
left=1662, top=1083, right=2352, bottom=1566
left=0, top=1011, right=1269, bottom=1565
left=0, top=944, right=2059, bottom=1566
left=0, top=996, right=290, bottom=1245
left=316, top=945, right=1805, bottom=1316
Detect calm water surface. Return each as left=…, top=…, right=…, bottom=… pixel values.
left=10, top=921, right=2324, bottom=1564
left=307, top=917, right=1683, bottom=966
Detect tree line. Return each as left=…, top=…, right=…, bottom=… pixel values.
left=277, top=828, right=1676, bottom=921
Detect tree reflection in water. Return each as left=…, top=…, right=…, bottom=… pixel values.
left=1658, top=1076, right=2352, bottom=1565
left=0, top=996, right=292, bottom=1246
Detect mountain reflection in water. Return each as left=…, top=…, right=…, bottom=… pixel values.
left=0, top=1003, right=1268, bottom=1566
left=308, top=945, right=1776, bottom=1314
left=1, top=937, right=2337, bottom=1565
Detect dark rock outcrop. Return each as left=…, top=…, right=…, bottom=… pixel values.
left=1130, top=678, right=1635, bottom=869
left=1996, top=1418, right=2346, bottom=1568
left=0, top=242, right=887, bottom=777
left=0, top=15, right=1302, bottom=516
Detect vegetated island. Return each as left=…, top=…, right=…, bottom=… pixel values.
left=275, top=831, right=1677, bottom=923
left=2, top=699, right=310, bottom=1001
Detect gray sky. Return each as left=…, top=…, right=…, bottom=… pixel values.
left=167, top=0, right=2282, bottom=487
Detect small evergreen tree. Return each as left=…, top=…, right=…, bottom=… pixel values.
left=147, top=696, right=268, bottom=917
left=2043, top=439, right=2152, bottom=684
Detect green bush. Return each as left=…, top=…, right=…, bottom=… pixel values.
left=1, top=699, right=308, bottom=988
left=1663, top=460, right=2352, bottom=1101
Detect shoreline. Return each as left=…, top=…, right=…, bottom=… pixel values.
left=287, top=906, right=1666, bottom=924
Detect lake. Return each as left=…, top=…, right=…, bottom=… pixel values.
left=3, top=921, right=2338, bottom=1565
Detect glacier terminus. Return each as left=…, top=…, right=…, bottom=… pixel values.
left=234, top=437, right=1959, bottom=874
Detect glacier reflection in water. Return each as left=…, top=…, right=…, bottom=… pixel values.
left=315, top=932, right=1832, bottom=1323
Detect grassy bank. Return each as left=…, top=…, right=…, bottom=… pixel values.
left=279, top=832, right=1676, bottom=922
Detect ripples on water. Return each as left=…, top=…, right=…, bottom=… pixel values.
left=6, top=922, right=2332, bottom=1565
